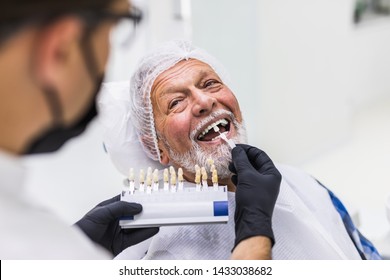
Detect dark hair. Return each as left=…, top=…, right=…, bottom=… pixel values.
left=0, top=0, right=115, bottom=42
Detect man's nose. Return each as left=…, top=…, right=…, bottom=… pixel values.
left=191, top=89, right=217, bottom=116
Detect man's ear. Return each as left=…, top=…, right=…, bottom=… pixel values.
left=32, top=16, right=83, bottom=87
left=158, top=141, right=170, bottom=165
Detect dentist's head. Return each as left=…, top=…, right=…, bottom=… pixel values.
left=0, top=0, right=141, bottom=155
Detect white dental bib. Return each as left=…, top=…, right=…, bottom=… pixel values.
left=140, top=164, right=361, bottom=260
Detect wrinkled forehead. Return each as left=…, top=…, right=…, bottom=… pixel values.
left=150, top=59, right=220, bottom=99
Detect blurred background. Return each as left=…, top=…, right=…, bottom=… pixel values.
left=23, top=0, right=390, bottom=257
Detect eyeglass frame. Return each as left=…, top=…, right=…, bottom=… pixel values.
left=80, top=5, right=143, bottom=27
left=0, top=5, right=143, bottom=44
left=78, top=5, right=143, bottom=47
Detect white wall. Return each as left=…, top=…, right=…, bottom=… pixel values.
left=191, top=0, right=390, bottom=165
left=347, top=18, right=390, bottom=109
left=254, top=0, right=353, bottom=164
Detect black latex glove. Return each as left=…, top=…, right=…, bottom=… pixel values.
left=229, top=144, right=282, bottom=250
left=75, top=195, right=159, bottom=257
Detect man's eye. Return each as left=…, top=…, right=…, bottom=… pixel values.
left=204, top=80, right=220, bottom=88
left=169, top=99, right=180, bottom=109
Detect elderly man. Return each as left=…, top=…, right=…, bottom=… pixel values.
left=100, top=40, right=381, bottom=260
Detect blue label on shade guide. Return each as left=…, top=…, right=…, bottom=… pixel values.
left=213, top=201, right=228, bottom=216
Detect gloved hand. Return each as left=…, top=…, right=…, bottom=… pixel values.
left=229, top=144, right=282, bottom=250
left=75, top=195, right=159, bottom=257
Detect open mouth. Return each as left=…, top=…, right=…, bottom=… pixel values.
left=197, top=118, right=231, bottom=141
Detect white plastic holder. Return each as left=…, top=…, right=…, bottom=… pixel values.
left=120, top=184, right=229, bottom=228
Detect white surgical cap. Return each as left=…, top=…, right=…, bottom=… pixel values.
left=98, top=40, right=230, bottom=176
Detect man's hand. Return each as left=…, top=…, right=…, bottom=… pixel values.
left=229, top=144, right=281, bottom=251
left=75, top=195, right=159, bottom=256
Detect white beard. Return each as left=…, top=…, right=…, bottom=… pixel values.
left=161, top=110, right=248, bottom=179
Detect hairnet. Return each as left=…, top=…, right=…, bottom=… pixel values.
left=129, top=39, right=231, bottom=162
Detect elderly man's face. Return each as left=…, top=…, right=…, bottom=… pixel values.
left=151, top=59, right=246, bottom=182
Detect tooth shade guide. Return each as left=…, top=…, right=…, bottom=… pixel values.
left=139, top=183, right=145, bottom=192
left=139, top=169, right=145, bottom=183
left=146, top=175, right=152, bottom=187
left=153, top=169, right=159, bottom=180
left=123, top=165, right=225, bottom=193
left=138, top=169, right=146, bottom=192
left=129, top=181, right=135, bottom=193
left=201, top=168, right=208, bottom=191
left=195, top=164, right=200, bottom=174
left=212, top=169, right=218, bottom=183
left=178, top=168, right=184, bottom=180
left=120, top=183, right=229, bottom=228
left=195, top=177, right=201, bottom=192
left=195, top=173, right=201, bottom=184
left=218, top=131, right=236, bottom=148
left=146, top=167, right=153, bottom=194
left=170, top=173, right=176, bottom=185
left=212, top=169, right=219, bottom=191
left=178, top=181, right=184, bottom=191
left=163, top=168, right=169, bottom=183
left=201, top=167, right=207, bottom=178
left=128, top=168, right=135, bottom=181
left=178, top=168, right=184, bottom=191
left=153, top=169, right=159, bottom=191
left=147, top=167, right=152, bottom=178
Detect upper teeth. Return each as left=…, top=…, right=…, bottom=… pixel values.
left=198, top=119, right=228, bottom=140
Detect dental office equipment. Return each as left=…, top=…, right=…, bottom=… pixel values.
left=201, top=166, right=208, bottom=191
left=212, top=169, right=219, bottom=191
left=163, top=168, right=169, bottom=191
left=178, top=168, right=184, bottom=191
left=119, top=165, right=228, bottom=228
left=195, top=165, right=201, bottom=192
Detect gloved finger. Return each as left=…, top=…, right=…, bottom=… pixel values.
left=92, top=201, right=143, bottom=224
left=121, top=227, right=160, bottom=248
left=228, top=161, right=236, bottom=174
left=231, top=145, right=256, bottom=173
left=231, top=175, right=238, bottom=186
left=96, top=195, right=121, bottom=207
left=237, top=144, right=279, bottom=176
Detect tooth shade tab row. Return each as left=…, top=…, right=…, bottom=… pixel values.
left=123, top=164, right=220, bottom=194
left=120, top=164, right=228, bottom=228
